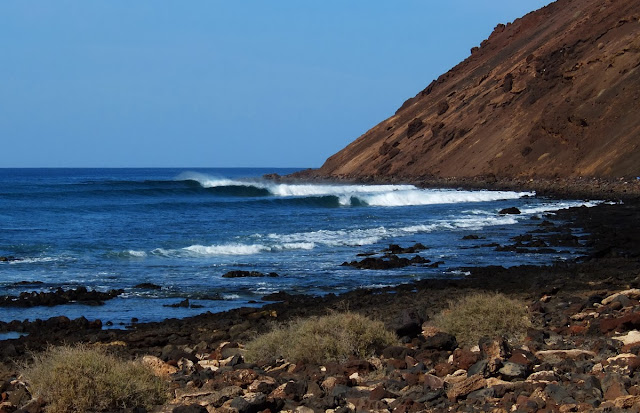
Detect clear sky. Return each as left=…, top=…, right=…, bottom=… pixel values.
left=0, top=1, right=552, bottom=168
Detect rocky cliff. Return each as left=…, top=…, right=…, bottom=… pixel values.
left=302, top=0, right=640, bottom=181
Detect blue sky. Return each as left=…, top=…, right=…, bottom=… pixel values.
left=0, top=1, right=552, bottom=168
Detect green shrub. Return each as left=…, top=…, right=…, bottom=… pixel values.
left=21, top=344, right=167, bottom=413
left=432, top=292, right=531, bottom=347
left=245, top=312, right=397, bottom=364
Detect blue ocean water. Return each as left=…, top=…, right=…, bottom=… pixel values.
left=0, top=168, right=594, bottom=326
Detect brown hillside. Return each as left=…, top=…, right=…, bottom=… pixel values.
left=303, top=0, right=640, bottom=181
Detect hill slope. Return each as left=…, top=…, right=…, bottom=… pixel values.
left=302, top=0, right=640, bottom=181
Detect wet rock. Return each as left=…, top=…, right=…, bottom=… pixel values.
left=462, top=234, right=482, bottom=240
left=499, top=207, right=521, bottom=215
left=8, top=281, right=42, bottom=287
left=163, top=299, right=203, bottom=309
left=134, top=283, right=162, bottom=290
left=341, top=254, right=429, bottom=270
left=0, top=287, right=124, bottom=308
left=382, top=243, right=428, bottom=254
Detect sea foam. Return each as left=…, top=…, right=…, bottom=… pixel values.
left=176, top=172, right=534, bottom=207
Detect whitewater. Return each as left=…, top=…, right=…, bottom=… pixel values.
left=0, top=168, right=597, bottom=327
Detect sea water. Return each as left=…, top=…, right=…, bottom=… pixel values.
left=0, top=168, right=595, bottom=326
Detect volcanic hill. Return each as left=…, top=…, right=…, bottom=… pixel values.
left=299, top=0, right=640, bottom=181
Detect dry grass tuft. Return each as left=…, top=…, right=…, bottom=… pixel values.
left=245, top=312, right=397, bottom=364
left=432, top=291, right=531, bottom=347
left=21, top=344, right=167, bottom=413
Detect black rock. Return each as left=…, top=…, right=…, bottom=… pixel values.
left=499, top=207, right=521, bottom=215
left=134, top=283, right=162, bottom=290
left=0, top=287, right=124, bottom=308
left=423, top=332, right=457, bottom=351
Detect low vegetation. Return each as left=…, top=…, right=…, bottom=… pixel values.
left=21, top=344, right=167, bottom=413
left=433, top=291, right=531, bottom=347
left=245, top=312, right=397, bottom=364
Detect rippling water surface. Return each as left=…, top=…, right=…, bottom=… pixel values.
left=0, top=168, right=595, bottom=325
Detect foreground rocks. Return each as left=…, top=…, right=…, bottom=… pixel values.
left=0, top=200, right=638, bottom=412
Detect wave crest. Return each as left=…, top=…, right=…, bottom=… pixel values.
left=176, top=172, right=533, bottom=207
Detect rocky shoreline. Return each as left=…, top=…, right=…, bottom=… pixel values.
left=1, top=190, right=639, bottom=412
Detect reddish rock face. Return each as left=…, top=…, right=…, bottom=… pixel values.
left=300, top=0, right=640, bottom=181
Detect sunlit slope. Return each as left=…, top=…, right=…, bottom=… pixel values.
left=302, top=0, right=640, bottom=180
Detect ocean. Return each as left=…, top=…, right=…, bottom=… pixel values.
left=0, top=168, right=595, bottom=328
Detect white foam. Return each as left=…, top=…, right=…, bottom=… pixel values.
left=271, top=242, right=316, bottom=251
left=184, top=244, right=269, bottom=256
left=269, top=227, right=390, bottom=247
left=518, top=200, right=601, bottom=215
left=222, top=294, right=241, bottom=300
left=151, top=241, right=318, bottom=258
left=267, top=215, right=518, bottom=248
left=355, top=190, right=534, bottom=207
left=8, top=257, right=58, bottom=264
left=176, top=172, right=533, bottom=207
left=126, top=250, right=147, bottom=258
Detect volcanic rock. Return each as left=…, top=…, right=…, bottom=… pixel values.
left=293, top=0, right=640, bottom=181
left=0, top=287, right=123, bottom=308
left=341, top=254, right=429, bottom=270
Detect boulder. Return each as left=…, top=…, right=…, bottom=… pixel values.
left=446, top=374, right=486, bottom=401
left=498, top=361, right=528, bottom=380
left=423, top=332, right=457, bottom=351
left=602, top=289, right=640, bottom=305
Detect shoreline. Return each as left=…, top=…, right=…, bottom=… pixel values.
left=1, top=184, right=639, bottom=411
left=281, top=171, right=640, bottom=201
left=1, top=185, right=638, bottom=350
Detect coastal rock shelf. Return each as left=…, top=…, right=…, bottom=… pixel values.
left=0, top=287, right=124, bottom=308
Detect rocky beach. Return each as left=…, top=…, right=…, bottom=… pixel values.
left=1, top=180, right=640, bottom=412
left=1, top=0, right=638, bottom=410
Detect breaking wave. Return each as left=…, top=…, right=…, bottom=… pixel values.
left=176, top=172, right=533, bottom=207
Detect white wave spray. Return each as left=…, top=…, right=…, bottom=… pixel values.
left=175, top=172, right=534, bottom=207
